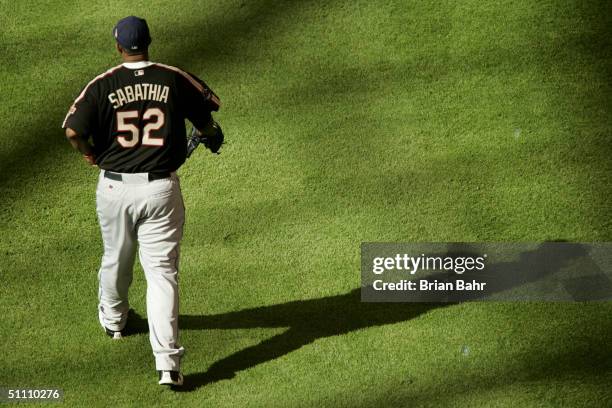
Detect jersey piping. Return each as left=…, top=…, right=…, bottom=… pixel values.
left=62, top=64, right=123, bottom=128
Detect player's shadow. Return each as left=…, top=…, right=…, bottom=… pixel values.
left=125, top=242, right=594, bottom=391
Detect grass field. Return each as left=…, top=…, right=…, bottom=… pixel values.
left=1, top=0, right=611, bottom=406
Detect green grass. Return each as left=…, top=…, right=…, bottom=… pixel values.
left=1, top=0, right=611, bottom=406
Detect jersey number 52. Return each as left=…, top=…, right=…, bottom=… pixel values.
left=116, top=108, right=165, bottom=148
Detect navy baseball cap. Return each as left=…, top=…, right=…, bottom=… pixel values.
left=113, top=16, right=151, bottom=53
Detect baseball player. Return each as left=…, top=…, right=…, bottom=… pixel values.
left=62, top=16, right=223, bottom=387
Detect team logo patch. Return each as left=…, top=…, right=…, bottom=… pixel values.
left=135, top=70, right=144, bottom=77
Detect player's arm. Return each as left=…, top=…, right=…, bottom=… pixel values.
left=65, top=128, right=96, bottom=166
left=62, top=81, right=99, bottom=166
left=182, top=72, right=224, bottom=157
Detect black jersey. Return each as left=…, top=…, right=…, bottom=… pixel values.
left=62, top=61, right=220, bottom=173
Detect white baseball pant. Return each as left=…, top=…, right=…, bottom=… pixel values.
left=95, top=170, right=185, bottom=371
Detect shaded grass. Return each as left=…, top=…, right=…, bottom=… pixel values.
left=0, top=0, right=611, bottom=406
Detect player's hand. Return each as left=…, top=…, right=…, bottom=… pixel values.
left=83, top=153, right=97, bottom=167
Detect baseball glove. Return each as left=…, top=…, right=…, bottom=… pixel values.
left=186, top=120, right=224, bottom=157
left=200, top=120, right=224, bottom=154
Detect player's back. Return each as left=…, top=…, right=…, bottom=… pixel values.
left=63, top=61, right=217, bottom=173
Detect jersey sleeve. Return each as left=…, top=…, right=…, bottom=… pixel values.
left=62, top=83, right=98, bottom=135
left=178, top=72, right=221, bottom=129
